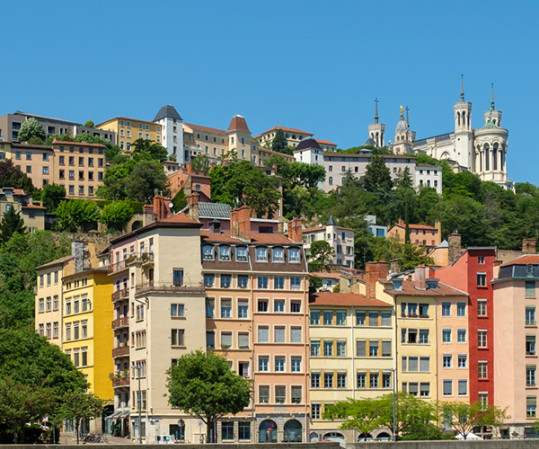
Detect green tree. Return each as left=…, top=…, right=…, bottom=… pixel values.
left=0, top=208, right=26, bottom=244
left=361, top=155, right=393, bottom=193
left=55, top=200, right=100, bottom=232
left=308, top=275, right=323, bottom=292
left=191, top=154, right=210, bottom=172
left=308, top=240, right=335, bottom=271
left=17, top=118, right=46, bottom=143
left=441, top=401, right=507, bottom=440
left=124, top=160, right=169, bottom=203
left=83, top=120, right=95, bottom=128
left=324, top=398, right=386, bottom=439
left=372, top=235, right=434, bottom=271
left=271, top=129, right=292, bottom=155
left=131, top=138, right=168, bottom=162
left=167, top=350, right=251, bottom=443
left=39, top=184, right=66, bottom=213
left=59, top=390, right=105, bottom=444
left=100, top=201, right=134, bottom=232
left=0, top=160, right=35, bottom=193
left=172, top=189, right=188, bottom=213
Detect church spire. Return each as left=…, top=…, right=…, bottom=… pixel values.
left=405, top=106, right=410, bottom=126
left=460, top=74, right=465, bottom=102
left=490, top=82, right=495, bottom=110
left=374, top=98, right=379, bottom=124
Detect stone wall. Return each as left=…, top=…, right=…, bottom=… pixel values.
left=347, top=440, right=538, bottom=449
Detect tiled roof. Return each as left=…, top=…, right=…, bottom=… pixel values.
left=303, top=225, right=354, bottom=233
left=200, top=230, right=299, bottom=246
left=296, top=138, right=322, bottom=151
left=153, top=104, right=182, bottom=122
left=22, top=204, right=46, bottom=210
left=391, top=222, right=438, bottom=231
left=315, top=139, right=337, bottom=146
left=159, top=213, right=200, bottom=225
left=310, top=292, right=391, bottom=307
left=0, top=188, right=26, bottom=195
left=96, top=117, right=156, bottom=127
left=198, top=203, right=231, bottom=220
left=256, top=126, right=312, bottom=138
left=52, top=140, right=105, bottom=148
left=36, top=255, right=73, bottom=270
left=310, top=272, right=341, bottom=279
left=502, top=255, right=539, bottom=266
left=228, top=115, right=250, bottom=133
left=184, top=123, right=227, bottom=136
left=382, top=280, right=468, bottom=297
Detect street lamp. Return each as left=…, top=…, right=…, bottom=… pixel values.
left=132, top=364, right=142, bottom=444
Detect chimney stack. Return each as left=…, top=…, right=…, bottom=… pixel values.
left=231, top=206, right=251, bottom=239
left=523, top=238, right=537, bottom=254
left=72, top=241, right=84, bottom=274
left=187, top=163, right=192, bottom=175
left=448, top=232, right=461, bottom=264
left=365, top=262, right=388, bottom=300
left=288, top=218, right=303, bottom=243
left=188, top=192, right=199, bottom=222
left=415, top=265, right=426, bottom=290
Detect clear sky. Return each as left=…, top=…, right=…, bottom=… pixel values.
left=2, top=0, right=537, bottom=184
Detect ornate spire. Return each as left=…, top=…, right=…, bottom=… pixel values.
left=399, top=105, right=404, bottom=119
left=490, top=82, right=495, bottom=110
left=374, top=98, right=379, bottom=124
left=460, top=74, right=465, bottom=102
left=405, top=106, right=410, bottom=126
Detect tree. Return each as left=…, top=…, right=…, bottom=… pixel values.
left=83, top=120, right=95, bottom=128
left=0, top=208, right=26, bottom=244
left=361, top=155, right=393, bottom=193
left=324, top=398, right=386, bottom=438
left=17, top=118, right=45, bottom=143
left=124, top=160, right=169, bottom=203
left=441, top=401, right=507, bottom=440
left=38, top=184, right=66, bottom=213
left=167, top=350, right=251, bottom=443
left=271, top=129, right=292, bottom=155
left=308, top=240, right=335, bottom=271
left=100, top=201, right=134, bottom=232
left=131, top=138, right=168, bottom=162
left=192, top=154, right=210, bottom=172
left=372, top=235, right=434, bottom=271
left=59, top=390, right=105, bottom=444
left=0, top=160, right=35, bottom=193
left=55, top=200, right=100, bottom=232
left=172, top=189, right=188, bottom=213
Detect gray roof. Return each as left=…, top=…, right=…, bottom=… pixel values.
left=296, top=137, right=322, bottom=152
left=414, top=132, right=453, bottom=147
left=153, top=104, right=182, bottom=122
left=327, top=216, right=336, bottom=226
left=364, top=137, right=377, bottom=147
left=198, top=203, right=231, bottom=220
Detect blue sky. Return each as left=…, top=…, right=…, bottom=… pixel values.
left=2, top=1, right=537, bottom=184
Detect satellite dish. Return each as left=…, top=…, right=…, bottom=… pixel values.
left=169, top=203, right=174, bottom=209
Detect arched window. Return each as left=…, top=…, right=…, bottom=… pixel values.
left=457, top=111, right=461, bottom=126
left=283, top=419, right=302, bottom=442
left=493, top=143, right=498, bottom=170
left=484, top=143, right=490, bottom=171
left=259, top=420, right=277, bottom=443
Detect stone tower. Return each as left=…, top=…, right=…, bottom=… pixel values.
left=453, top=75, right=474, bottom=170
left=393, top=105, right=415, bottom=155
left=367, top=98, right=386, bottom=148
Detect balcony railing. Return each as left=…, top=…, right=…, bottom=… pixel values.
left=112, top=345, right=130, bottom=358
left=108, top=253, right=154, bottom=274
left=108, top=259, right=127, bottom=274
left=112, top=376, right=130, bottom=388
left=111, top=288, right=129, bottom=302
left=112, top=316, right=129, bottom=330
left=135, top=282, right=205, bottom=296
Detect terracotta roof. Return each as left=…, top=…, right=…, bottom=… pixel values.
left=96, top=117, right=155, bottom=127
left=22, top=204, right=46, bottom=210
left=310, top=272, right=341, bottom=279
left=310, top=292, right=392, bottom=307
left=315, top=139, right=337, bottom=146
left=256, top=126, right=312, bottom=138
left=391, top=222, right=438, bottom=231
left=184, top=123, right=227, bottom=136
left=52, top=140, right=105, bottom=148
left=0, top=188, right=26, bottom=195
left=382, top=279, right=468, bottom=297
left=228, top=115, right=250, bottom=132
left=36, top=255, right=73, bottom=270
left=201, top=230, right=299, bottom=246
left=303, top=225, right=355, bottom=233
left=159, top=212, right=200, bottom=225
left=502, top=255, right=539, bottom=267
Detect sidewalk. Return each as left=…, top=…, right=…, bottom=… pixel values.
left=60, top=431, right=134, bottom=445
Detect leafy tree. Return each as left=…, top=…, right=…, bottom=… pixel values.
left=308, top=275, right=323, bottom=292
left=324, top=398, right=386, bottom=438
left=372, top=235, right=434, bottom=271
left=131, top=138, right=168, bottom=162
left=271, top=129, right=292, bottom=155
left=167, top=350, right=251, bottom=443
left=83, top=120, right=95, bottom=128
left=441, top=401, right=507, bottom=440
left=192, top=154, right=210, bottom=172
left=0, top=208, right=26, bottom=244
left=100, top=201, right=134, bottom=232
left=55, top=200, right=100, bottom=232
left=59, top=390, right=105, bottom=444
left=37, top=184, right=66, bottom=213
left=210, top=161, right=280, bottom=218
left=17, top=118, right=45, bottom=143
left=124, top=160, right=169, bottom=203
left=0, top=160, right=35, bottom=193
left=308, top=240, right=335, bottom=271
left=172, top=189, right=188, bottom=213
left=361, top=155, right=393, bottom=193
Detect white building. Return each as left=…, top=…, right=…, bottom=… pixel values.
left=153, top=105, right=185, bottom=163
left=414, top=164, right=442, bottom=194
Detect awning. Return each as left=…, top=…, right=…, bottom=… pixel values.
left=106, top=409, right=130, bottom=420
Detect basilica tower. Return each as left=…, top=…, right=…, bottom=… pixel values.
left=393, top=105, right=415, bottom=154
left=367, top=98, right=385, bottom=148
left=453, top=75, right=474, bottom=170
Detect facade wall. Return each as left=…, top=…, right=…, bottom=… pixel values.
left=97, top=118, right=160, bottom=152
left=10, top=144, right=54, bottom=188
left=35, top=262, right=65, bottom=346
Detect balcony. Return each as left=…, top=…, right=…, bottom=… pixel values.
left=135, top=282, right=205, bottom=296
left=112, top=375, right=130, bottom=388
left=111, top=288, right=129, bottom=302
left=112, top=316, right=129, bottom=330
left=112, top=345, right=130, bottom=358
left=108, top=259, right=128, bottom=274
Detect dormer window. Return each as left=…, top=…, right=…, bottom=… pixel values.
left=272, top=248, right=284, bottom=263
left=289, top=248, right=301, bottom=263
left=219, top=246, right=231, bottom=261
left=255, top=247, right=268, bottom=262
left=236, top=246, right=248, bottom=262
left=202, top=245, right=215, bottom=261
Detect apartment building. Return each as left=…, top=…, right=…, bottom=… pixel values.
left=256, top=126, right=313, bottom=149
left=51, top=140, right=105, bottom=198
left=492, top=255, right=539, bottom=438
left=5, top=142, right=55, bottom=188
left=308, top=291, right=394, bottom=443
left=0, top=187, right=46, bottom=231
left=96, top=117, right=161, bottom=152
left=387, top=219, right=442, bottom=250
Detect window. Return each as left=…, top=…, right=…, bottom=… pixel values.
left=370, top=372, right=379, bottom=388
left=236, top=246, right=248, bottom=262
left=526, top=281, right=536, bottom=298
left=255, top=247, right=268, bottom=262
left=311, top=372, right=320, bottom=388
left=477, top=299, right=487, bottom=317
left=457, top=329, right=467, bottom=343
left=257, top=276, right=268, bottom=289
left=204, top=274, right=214, bottom=287
left=458, top=379, right=467, bottom=396
left=291, top=386, right=302, bottom=404
left=442, top=329, right=452, bottom=343
left=381, top=311, right=391, bottom=326
left=526, top=307, right=536, bottom=325
left=202, top=245, right=215, bottom=260
left=478, top=392, right=488, bottom=408
left=274, top=276, right=284, bottom=289
left=324, top=340, right=333, bottom=356
left=218, top=246, right=231, bottom=261
left=291, top=301, right=301, bottom=313
left=382, top=340, right=391, bottom=357
left=220, top=299, right=231, bottom=318
left=478, top=361, right=488, bottom=378
left=356, top=311, right=366, bottom=325
left=290, top=327, right=302, bottom=343
left=369, top=340, right=379, bottom=356
left=173, top=269, right=183, bottom=286
left=311, top=340, right=320, bottom=356
left=258, top=326, right=269, bottom=342
left=477, top=273, right=487, bottom=287
left=274, top=326, right=285, bottom=343
left=221, top=422, right=234, bottom=440
left=171, top=304, right=184, bottom=317
left=420, top=383, right=430, bottom=397
left=274, top=300, right=285, bottom=312
left=274, top=386, right=285, bottom=404
left=289, top=248, right=301, bottom=263
left=420, top=357, right=430, bottom=372
left=311, top=310, right=320, bottom=325
left=458, top=354, right=467, bottom=368
left=457, top=302, right=466, bottom=316
left=238, top=275, right=248, bottom=288
left=275, top=357, right=285, bottom=372
left=478, top=329, right=487, bottom=348
left=171, top=329, right=184, bottom=346
left=356, top=340, right=366, bottom=357
left=290, top=276, right=301, bottom=290
left=324, top=372, right=334, bottom=388
left=336, top=310, right=346, bottom=325
left=442, top=302, right=451, bottom=316
left=291, top=357, right=301, bottom=372
left=220, top=274, right=231, bottom=288
left=369, top=311, right=379, bottom=326
left=238, top=333, right=249, bottom=349
left=38, top=298, right=44, bottom=313
left=337, top=340, right=346, bottom=356
left=238, top=300, right=248, bottom=318
left=258, top=299, right=268, bottom=312
left=206, top=331, right=215, bottom=349
left=419, top=329, right=429, bottom=343
left=259, top=386, right=270, bottom=404
left=478, top=256, right=485, bottom=264
left=443, top=354, right=452, bottom=368
left=258, top=356, right=269, bottom=372
left=82, top=321, right=87, bottom=338
left=238, top=422, right=250, bottom=441
left=272, top=248, right=284, bottom=263
left=205, top=298, right=214, bottom=318
left=527, top=396, right=537, bottom=418
left=53, top=295, right=59, bottom=311
left=323, top=310, right=333, bottom=325
left=357, top=372, right=366, bottom=388
left=527, top=335, right=536, bottom=355
left=443, top=380, right=452, bottom=396
left=221, top=333, right=232, bottom=348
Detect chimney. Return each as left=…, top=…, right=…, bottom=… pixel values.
left=390, top=258, right=401, bottom=274
left=188, top=192, right=199, bottom=222
left=231, top=208, right=239, bottom=237
left=523, top=238, right=537, bottom=254
left=415, top=265, right=426, bottom=290
left=288, top=218, right=303, bottom=243
left=365, top=262, right=388, bottom=300
left=237, top=205, right=251, bottom=239
left=72, top=241, right=84, bottom=274
left=187, top=163, right=192, bottom=175
left=448, top=232, right=461, bottom=264
left=435, top=220, right=442, bottom=235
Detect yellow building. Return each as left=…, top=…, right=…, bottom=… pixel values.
left=308, top=291, right=394, bottom=444
left=96, top=117, right=161, bottom=152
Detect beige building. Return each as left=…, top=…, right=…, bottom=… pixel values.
left=96, top=117, right=161, bottom=152
left=4, top=142, right=55, bottom=188
left=256, top=126, right=313, bottom=149
left=51, top=140, right=105, bottom=198
left=0, top=187, right=46, bottom=231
